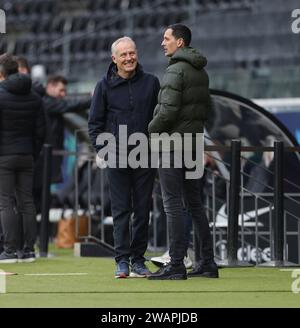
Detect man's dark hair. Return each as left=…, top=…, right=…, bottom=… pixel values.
left=47, top=75, right=68, bottom=86
left=0, top=53, right=18, bottom=77
left=168, top=24, right=192, bottom=47
left=15, top=55, right=31, bottom=73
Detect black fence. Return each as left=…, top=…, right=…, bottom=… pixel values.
left=39, top=140, right=300, bottom=267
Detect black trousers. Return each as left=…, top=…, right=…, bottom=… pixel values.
left=0, top=155, right=37, bottom=253
left=0, top=217, right=3, bottom=253
left=158, top=155, right=214, bottom=265
left=107, top=167, right=156, bottom=264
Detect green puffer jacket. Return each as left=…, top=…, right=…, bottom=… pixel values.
left=148, top=47, right=211, bottom=137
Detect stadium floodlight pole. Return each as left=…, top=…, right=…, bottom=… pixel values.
left=39, top=144, right=52, bottom=257
left=259, top=140, right=298, bottom=267
left=217, top=139, right=252, bottom=267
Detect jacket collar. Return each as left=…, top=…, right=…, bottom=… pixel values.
left=169, top=47, right=207, bottom=70
left=106, top=62, right=144, bottom=87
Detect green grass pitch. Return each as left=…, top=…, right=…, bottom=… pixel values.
left=0, top=248, right=299, bottom=308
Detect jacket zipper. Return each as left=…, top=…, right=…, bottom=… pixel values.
left=128, top=80, right=134, bottom=111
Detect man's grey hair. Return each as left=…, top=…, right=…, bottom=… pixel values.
left=111, top=36, right=137, bottom=55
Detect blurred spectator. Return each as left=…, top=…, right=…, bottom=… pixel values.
left=43, top=75, right=91, bottom=184
left=15, top=56, right=46, bottom=97
left=16, top=58, right=91, bottom=211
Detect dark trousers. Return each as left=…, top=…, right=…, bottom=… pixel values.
left=0, top=155, right=37, bottom=253
left=158, top=156, right=214, bottom=265
left=107, top=167, right=156, bottom=264
left=0, top=217, right=3, bottom=253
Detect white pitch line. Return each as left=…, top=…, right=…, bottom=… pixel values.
left=24, top=273, right=88, bottom=276
left=280, top=269, right=300, bottom=272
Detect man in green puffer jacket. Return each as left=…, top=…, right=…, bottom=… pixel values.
left=148, top=24, right=218, bottom=280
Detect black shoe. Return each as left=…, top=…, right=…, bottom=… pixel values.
left=18, top=252, right=36, bottom=263
left=0, top=251, right=18, bottom=264
left=148, top=263, right=187, bottom=280
left=188, top=262, right=219, bottom=278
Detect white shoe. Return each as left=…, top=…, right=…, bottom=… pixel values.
left=183, top=254, right=193, bottom=269
left=150, top=250, right=170, bottom=267
left=151, top=250, right=193, bottom=269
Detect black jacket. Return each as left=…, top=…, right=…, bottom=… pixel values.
left=42, top=94, right=91, bottom=183
left=43, top=94, right=91, bottom=151
left=0, top=73, right=45, bottom=157
left=88, top=63, right=160, bottom=153
left=32, top=80, right=46, bottom=97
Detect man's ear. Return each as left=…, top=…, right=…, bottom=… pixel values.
left=0, top=72, right=5, bottom=81
left=177, top=38, right=185, bottom=48
left=111, top=55, right=117, bottom=64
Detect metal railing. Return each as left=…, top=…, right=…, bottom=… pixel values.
left=39, top=138, right=300, bottom=266
left=203, top=139, right=300, bottom=267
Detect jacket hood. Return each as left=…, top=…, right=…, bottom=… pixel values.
left=0, top=73, right=32, bottom=95
left=169, top=47, right=207, bottom=70
left=106, top=62, right=144, bottom=87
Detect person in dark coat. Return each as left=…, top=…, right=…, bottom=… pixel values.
left=88, top=36, right=160, bottom=278
left=15, top=56, right=47, bottom=214
left=43, top=75, right=91, bottom=184
left=0, top=54, right=45, bottom=263
left=148, top=24, right=218, bottom=280
left=16, top=59, right=91, bottom=210
left=29, top=75, right=91, bottom=214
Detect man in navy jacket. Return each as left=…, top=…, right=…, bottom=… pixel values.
left=89, top=37, right=160, bottom=278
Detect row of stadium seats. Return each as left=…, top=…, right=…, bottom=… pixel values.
left=3, top=0, right=56, bottom=20
left=3, top=0, right=298, bottom=82
left=10, top=29, right=297, bottom=64
left=26, top=10, right=189, bottom=36
left=4, top=0, right=257, bottom=21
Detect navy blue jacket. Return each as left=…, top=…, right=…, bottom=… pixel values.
left=0, top=73, right=45, bottom=157
left=88, top=63, right=160, bottom=153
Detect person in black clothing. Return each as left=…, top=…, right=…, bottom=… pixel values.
left=16, top=59, right=91, bottom=210
left=43, top=75, right=91, bottom=184
left=27, top=75, right=91, bottom=214
left=15, top=56, right=47, bottom=214
left=88, top=36, right=160, bottom=278
left=0, top=54, right=45, bottom=263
